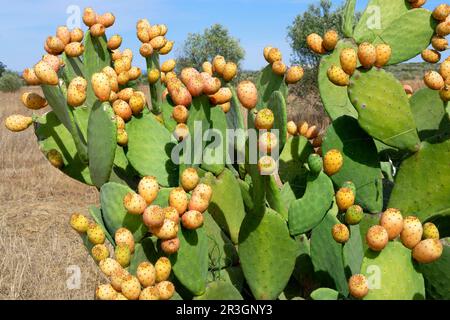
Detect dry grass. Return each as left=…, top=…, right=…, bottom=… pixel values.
left=0, top=87, right=104, bottom=300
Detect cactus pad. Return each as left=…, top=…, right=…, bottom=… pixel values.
left=343, top=225, right=364, bottom=277
left=342, top=0, right=356, bottom=38
left=61, top=54, right=84, bottom=84
left=201, top=106, right=227, bottom=175
left=256, top=65, right=288, bottom=110
left=310, top=288, right=340, bottom=300
left=279, top=136, right=313, bottom=183
left=193, top=280, right=243, bottom=300
left=348, top=68, right=420, bottom=151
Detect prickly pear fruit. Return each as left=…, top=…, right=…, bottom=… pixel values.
left=433, top=4, right=450, bottom=21
left=410, top=0, right=425, bottom=9
left=421, top=49, right=441, bottom=64
left=412, top=239, right=443, bottom=264
left=366, top=225, right=389, bottom=251
left=139, top=286, right=160, bottom=300
left=115, top=244, right=131, bottom=268
left=64, top=42, right=84, bottom=57
left=117, top=70, right=131, bottom=85
left=287, top=121, right=298, bottom=135
left=151, top=36, right=167, bottom=50
left=181, top=210, right=204, bottom=230
left=202, top=61, right=213, bottom=75
left=82, top=7, right=97, bottom=27
left=42, top=54, right=62, bottom=72
left=115, top=228, right=135, bottom=253
left=357, top=42, right=376, bottom=69
left=128, top=93, right=144, bottom=116
left=148, top=25, right=161, bottom=39
left=34, top=60, right=58, bottom=85
left=107, top=34, right=122, bottom=51
left=375, top=44, right=392, bottom=68
left=267, top=48, right=282, bottom=64
left=110, top=268, right=129, bottom=291
left=258, top=155, right=277, bottom=175
left=285, top=66, right=304, bottom=84
left=67, top=77, right=87, bottom=107
left=136, top=262, right=156, bottom=288
left=188, top=184, right=212, bottom=213
left=139, top=43, right=154, bottom=57
left=305, top=125, right=318, bottom=139
left=99, top=258, right=122, bottom=277
left=173, top=123, right=190, bottom=141
left=155, top=257, right=172, bottom=283
left=223, top=62, right=238, bottom=82
left=298, top=121, right=309, bottom=136
left=401, top=216, right=423, bottom=249
left=348, top=274, right=369, bottom=299
left=342, top=181, right=356, bottom=195
left=323, top=30, right=339, bottom=51
left=70, top=28, right=84, bottom=42
left=121, top=275, right=141, bottom=300
left=336, top=187, right=355, bottom=212
left=181, top=168, right=199, bottom=192
left=137, top=176, right=159, bottom=205
left=90, top=23, right=106, bottom=37
left=219, top=102, right=231, bottom=113
left=380, top=208, right=404, bottom=240
left=161, top=237, right=180, bottom=255
left=440, top=60, right=450, bottom=80
left=172, top=105, right=189, bottom=123
left=22, top=68, right=41, bottom=85
left=169, top=187, right=189, bottom=215
left=92, top=244, right=110, bottom=262
left=209, top=87, right=232, bottom=105
left=116, top=129, right=128, bottom=147
left=163, top=207, right=180, bottom=224
left=156, top=281, right=175, bottom=300
left=91, top=73, right=111, bottom=102
left=213, top=55, right=226, bottom=76
left=98, top=12, right=115, bottom=28
left=332, top=223, right=350, bottom=244
left=323, top=149, right=343, bottom=176
left=237, top=80, right=258, bottom=109
left=202, top=76, right=221, bottom=95
left=307, top=154, right=323, bottom=174
left=436, top=20, right=450, bottom=37
left=424, top=71, right=444, bottom=90
left=113, top=100, right=132, bottom=122
left=47, top=149, right=64, bottom=168
left=56, top=26, right=71, bottom=45
left=136, top=26, right=150, bottom=43
left=70, top=213, right=89, bottom=233
left=21, top=92, right=47, bottom=110
left=87, top=223, right=106, bottom=245
left=255, top=108, right=274, bottom=130
left=96, top=284, right=117, bottom=300
left=46, top=36, right=65, bottom=54
left=151, top=219, right=179, bottom=240
left=345, top=205, right=363, bottom=225
left=432, top=35, right=448, bottom=51
left=258, top=132, right=278, bottom=154
left=306, top=33, right=326, bottom=54
left=117, top=88, right=133, bottom=101
left=123, top=192, right=147, bottom=215
left=272, top=61, right=287, bottom=76
left=440, top=85, right=450, bottom=102
left=169, top=85, right=192, bottom=107
left=185, top=74, right=204, bottom=97
left=143, top=205, right=165, bottom=229
left=423, top=222, right=440, bottom=240
left=263, top=46, right=273, bottom=63
left=327, top=65, right=350, bottom=86
left=340, top=48, right=357, bottom=75
left=159, top=40, right=174, bottom=55
left=161, top=59, right=176, bottom=73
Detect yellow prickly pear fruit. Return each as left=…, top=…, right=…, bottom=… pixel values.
left=99, top=258, right=122, bottom=277
left=22, top=68, right=41, bottom=85
left=136, top=18, right=151, bottom=30
left=263, top=46, right=273, bottom=63
left=139, top=287, right=160, bottom=300
left=181, top=210, right=204, bottom=230
left=97, top=12, right=115, bottom=28
left=121, top=276, right=142, bottom=300
left=181, top=168, right=199, bottom=192
left=222, top=62, right=238, bottom=82
left=67, top=76, right=87, bottom=107
left=285, top=65, right=304, bottom=84
left=298, top=121, right=309, bottom=136
left=375, top=44, right=392, bottom=68
left=64, top=42, right=84, bottom=57
left=82, top=7, right=97, bottom=27
left=159, top=40, right=174, bottom=55
left=209, top=87, right=232, bottom=105
left=148, top=25, right=161, bottom=39
left=107, top=34, right=122, bottom=50
left=139, top=43, right=153, bottom=57
left=323, top=30, right=339, bottom=51
left=237, top=80, right=258, bottom=109
left=172, top=105, right=189, bottom=123
left=272, top=61, right=287, bottom=76
left=116, top=116, right=125, bottom=130
left=155, top=257, right=172, bottom=282
left=70, top=27, right=84, bottom=43
left=161, top=237, right=180, bottom=255
left=117, top=71, right=130, bottom=86
left=159, top=24, right=168, bottom=36
left=143, top=205, right=165, bottom=229
left=42, top=54, right=62, bottom=73
left=202, top=61, right=213, bottom=75
left=202, top=76, right=221, bottom=95
left=91, top=73, right=111, bottom=102
left=161, top=59, right=176, bottom=73
left=110, top=268, right=129, bottom=291
left=348, top=274, right=369, bottom=299
left=421, top=49, right=441, bottom=64
left=410, top=0, right=426, bottom=9
left=380, top=208, right=404, bottom=240
left=117, top=88, right=134, bottom=102
left=128, top=66, right=142, bottom=81
left=91, top=244, right=110, bottom=263
left=123, top=192, right=147, bottom=215
left=257, top=155, right=277, bottom=175
left=287, top=121, right=297, bottom=135
left=157, top=281, right=175, bottom=300
left=306, top=33, right=326, bottom=54
left=213, top=55, right=227, bottom=75
left=34, top=60, right=59, bottom=85
left=255, top=108, right=275, bottom=130
left=21, top=92, right=47, bottom=110
left=219, top=102, right=231, bottom=113
left=150, top=219, right=179, bottom=240
left=433, top=4, right=450, bottom=21
left=357, top=42, right=376, bottom=68
left=129, top=93, right=145, bottom=116
left=70, top=213, right=89, bottom=233
left=424, top=71, right=445, bottom=90
left=331, top=223, right=349, bottom=243
left=115, top=244, right=131, bottom=268
left=46, top=36, right=65, bottom=54
left=56, top=26, right=71, bottom=45
left=267, top=48, right=282, bottom=64
left=401, top=216, right=423, bottom=249
left=47, top=149, right=64, bottom=168
left=150, top=36, right=167, bottom=50
left=169, top=187, right=188, bottom=215
left=431, top=35, right=448, bottom=51
left=327, top=65, right=350, bottom=86
left=439, top=60, right=450, bottom=80
left=5, top=115, right=33, bottom=132
left=335, top=187, right=355, bottom=212
left=422, top=222, right=440, bottom=240
left=96, top=284, right=118, bottom=300
left=323, top=149, right=343, bottom=176
left=137, top=261, right=156, bottom=288
left=113, top=100, right=132, bottom=121
left=90, top=23, right=105, bottom=37
left=138, top=176, right=159, bottom=205
left=87, top=223, right=106, bottom=245
left=136, top=26, right=150, bottom=43
left=366, top=225, right=389, bottom=251
left=435, top=20, right=450, bottom=37
left=115, top=227, right=135, bottom=253
left=440, top=85, right=450, bottom=102
left=413, top=239, right=443, bottom=264
left=148, top=69, right=160, bottom=85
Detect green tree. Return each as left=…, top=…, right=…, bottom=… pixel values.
left=0, top=61, right=6, bottom=77
left=177, top=24, right=245, bottom=71
left=0, top=71, right=23, bottom=92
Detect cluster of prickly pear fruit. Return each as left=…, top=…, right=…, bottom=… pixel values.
left=5, top=1, right=450, bottom=301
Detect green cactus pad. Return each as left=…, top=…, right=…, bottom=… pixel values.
left=226, top=84, right=245, bottom=131
left=373, top=9, right=437, bottom=65
left=160, top=99, right=177, bottom=133
left=409, top=88, right=450, bottom=141
left=292, top=235, right=316, bottom=293
left=128, top=237, right=159, bottom=275
left=318, top=40, right=358, bottom=120
left=203, top=211, right=238, bottom=270
left=388, top=140, right=450, bottom=222
left=322, top=116, right=383, bottom=213
left=268, top=91, right=287, bottom=149
left=310, top=208, right=348, bottom=296
left=342, top=0, right=356, bottom=38
left=193, top=280, right=243, bottom=300
left=83, top=32, right=111, bottom=107
left=361, top=241, right=425, bottom=300
left=126, top=112, right=178, bottom=187
left=202, top=169, right=246, bottom=244
left=208, top=266, right=245, bottom=292
left=88, top=206, right=115, bottom=246
left=280, top=176, right=308, bottom=214
left=288, top=172, right=334, bottom=236
left=99, top=182, right=147, bottom=242
left=201, top=106, right=227, bottom=175
left=417, top=245, right=450, bottom=300
left=35, top=111, right=92, bottom=185
left=348, top=68, right=420, bottom=151
left=61, top=54, right=84, bottom=84
left=353, top=0, right=409, bottom=44
left=186, top=95, right=211, bottom=166
left=310, top=288, right=340, bottom=300
left=266, top=176, right=288, bottom=220
left=238, top=208, right=298, bottom=300
left=278, top=136, right=313, bottom=183
left=238, top=178, right=253, bottom=211
left=87, top=101, right=117, bottom=188
left=171, top=226, right=209, bottom=296
left=256, top=64, right=288, bottom=110
left=343, top=225, right=364, bottom=277
left=146, top=53, right=164, bottom=114
left=359, top=213, right=381, bottom=252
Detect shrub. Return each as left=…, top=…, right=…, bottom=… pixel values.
left=0, top=71, right=23, bottom=92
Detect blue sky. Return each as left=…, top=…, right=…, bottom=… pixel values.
left=0, top=0, right=447, bottom=72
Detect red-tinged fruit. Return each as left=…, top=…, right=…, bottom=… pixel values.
left=332, top=223, right=350, bottom=243
left=401, top=216, right=423, bottom=249
left=380, top=208, right=404, bottom=240
left=366, top=225, right=389, bottom=251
